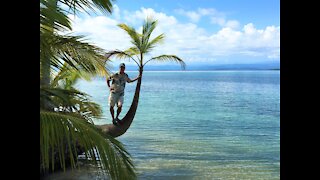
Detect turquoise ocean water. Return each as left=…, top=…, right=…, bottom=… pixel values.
left=70, top=70, right=279, bottom=179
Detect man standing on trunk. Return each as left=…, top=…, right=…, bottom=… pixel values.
left=107, top=63, right=140, bottom=125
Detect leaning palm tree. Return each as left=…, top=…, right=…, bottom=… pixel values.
left=97, top=17, right=186, bottom=137
left=40, top=0, right=137, bottom=179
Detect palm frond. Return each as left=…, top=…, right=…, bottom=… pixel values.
left=51, top=62, right=76, bottom=88
left=51, top=61, right=108, bottom=89
left=41, top=32, right=109, bottom=77
left=144, top=33, right=165, bottom=54
left=142, top=17, right=157, bottom=38
left=117, top=24, right=142, bottom=50
left=40, top=87, right=102, bottom=122
left=124, top=47, right=140, bottom=57
left=144, top=55, right=186, bottom=70
left=41, top=0, right=72, bottom=32
left=124, top=47, right=141, bottom=64
left=40, top=111, right=136, bottom=179
left=105, top=50, right=140, bottom=67
left=58, top=0, right=114, bottom=15
left=141, top=18, right=158, bottom=53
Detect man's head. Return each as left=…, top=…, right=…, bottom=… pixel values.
left=119, top=63, right=125, bottom=73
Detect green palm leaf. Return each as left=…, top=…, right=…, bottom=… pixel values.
left=41, top=0, right=72, bottom=32
left=40, top=111, right=136, bottom=179
left=144, top=55, right=186, bottom=70
left=41, top=32, right=109, bottom=77
left=141, top=17, right=158, bottom=53
left=105, top=50, right=140, bottom=67
left=40, top=87, right=102, bottom=122
left=144, top=33, right=165, bottom=54
left=124, top=47, right=140, bottom=57
left=117, top=24, right=142, bottom=50
left=51, top=62, right=108, bottom=89
left=58, top=0, right=114, bottom=15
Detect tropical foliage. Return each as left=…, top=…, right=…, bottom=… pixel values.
left=40, top=0, right=136, bottom=179
left=105, top=17, right=186, bottom=73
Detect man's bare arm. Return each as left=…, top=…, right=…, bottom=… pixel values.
left=106, top=76, right=113, bottom=90
left=127, top=75, right=141, bottom=83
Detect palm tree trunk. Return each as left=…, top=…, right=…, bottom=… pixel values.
left=40, top=0, right=58, bottom=110
left=41, top=57, right=51, bottom=87
left=97, top=67, right=143, bottom=137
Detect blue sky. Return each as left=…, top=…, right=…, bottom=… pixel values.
left=64, top=0, right=280, bottom=67
left=114, top=0, right=279, bottom=29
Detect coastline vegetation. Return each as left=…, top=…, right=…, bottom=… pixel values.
left=40, top=0, right=136, bottom=179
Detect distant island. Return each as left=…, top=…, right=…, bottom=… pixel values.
left=122, top=62, right=280, bottom=71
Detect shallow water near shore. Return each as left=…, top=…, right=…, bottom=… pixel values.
left=44, top=70, right=280, bottom=179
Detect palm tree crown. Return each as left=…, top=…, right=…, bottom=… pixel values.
left=106, top=17, right=186, bottom=70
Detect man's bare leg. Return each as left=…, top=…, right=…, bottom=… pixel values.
left=116, top=106, right=122, bottom=120
left=110, top=106, right=116, bottom=124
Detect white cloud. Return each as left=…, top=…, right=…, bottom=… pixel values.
left=176, top=8, right=240, bottom=30
left=66, top=14, right=131, bottom=51
left=64, top=8, right=280, bottom=65
left=124, top=7, right=177, bottom=27
left=175, top=9, right=201, bottom=23
left=210, top=17, right=226, bottom=26
left=243, top=23, right=256, bottom=34
left=198, top=8, right=217, bottom=16
left=241, top=23, right=280, bottom=49
left=225, top=20, right=240, bottom=29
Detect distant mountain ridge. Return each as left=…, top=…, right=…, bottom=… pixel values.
left=122, top=62, right=280, bottom=71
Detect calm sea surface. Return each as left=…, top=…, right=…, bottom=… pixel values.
left=49, top=70, right=280, bottom=179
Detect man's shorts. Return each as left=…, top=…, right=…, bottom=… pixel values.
left=108, top=92, right=124, bottom=107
